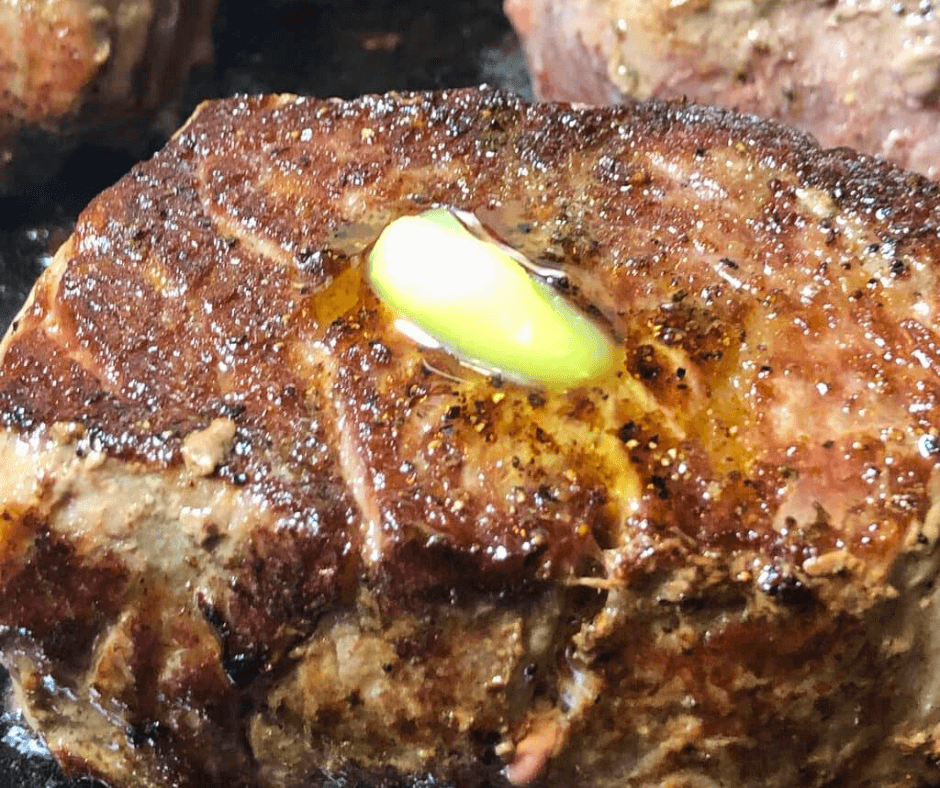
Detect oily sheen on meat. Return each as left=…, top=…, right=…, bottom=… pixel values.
left=1, top=88, right=940, bottom=788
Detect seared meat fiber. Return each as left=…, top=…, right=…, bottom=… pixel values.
left=0, top=0, right=216, bottom=192
left=504, top=0, right=940, bottom=178
left=2, top=87, right=940, bottom=788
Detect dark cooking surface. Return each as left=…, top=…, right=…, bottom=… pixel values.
left=0, top=1, right=530, bottom=786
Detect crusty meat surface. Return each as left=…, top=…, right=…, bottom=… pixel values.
left=2, top=87, right=940, bottom=788
left=504, top=0, right=940, bottom=178
left=0, top=0, right=216, bottom=192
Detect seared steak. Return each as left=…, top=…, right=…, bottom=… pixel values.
left=504, top=0, right=940, bottom=178
left=2, top=87, right=940, bottom=788
left=0, top=0, right=216, bottom=193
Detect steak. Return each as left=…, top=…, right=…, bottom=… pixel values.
left=1, top=86, right=940, bottom=788
left=504, top=0, right=940, bottom=178
left=0, top=0, right=217, bottom=193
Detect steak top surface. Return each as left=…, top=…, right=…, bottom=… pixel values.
left=1, top=88, right=940, bottom=788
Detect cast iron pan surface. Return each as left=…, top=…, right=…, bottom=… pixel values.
left=0, top=1, right=531, bottom=785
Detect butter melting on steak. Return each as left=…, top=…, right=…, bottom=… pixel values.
left=1, top=88, right=940, bottom=788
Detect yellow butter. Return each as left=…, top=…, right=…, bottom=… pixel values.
left=367, top=208, right=616, bottom=389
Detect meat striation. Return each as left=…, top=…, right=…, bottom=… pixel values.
left=1, top=87, right=940, bottom=788
left=504, top=0, right=940, bottom=178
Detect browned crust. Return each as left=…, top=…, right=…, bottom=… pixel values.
left=3, top=87, right=939, bottom=576
left=1, top=88, right=940, bottom=788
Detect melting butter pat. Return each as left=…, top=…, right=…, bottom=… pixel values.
left=367, top=208, right=617, bottom=389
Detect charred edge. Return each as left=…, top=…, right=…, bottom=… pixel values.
left=758, top=565, right=816, bottom=609
left=0, top=403, right=35, bottom=430
left=0, top=520, right=129, bottom=673
left=120, top=715, right=231, bottom=788
left=126, top=719, right=165, bottom=748
left=197, top=596, right=268, bottom=688
left=368, top=537, right=552, bottom=613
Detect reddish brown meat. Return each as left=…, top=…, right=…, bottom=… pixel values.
left=505, top=0, right=940, bottom=178
left=0, top=0, right=217, bottom=192
left=1, top=87, right=940, bottom=788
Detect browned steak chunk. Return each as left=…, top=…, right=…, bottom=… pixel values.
left=0, top=0, right=217, bottom=193
left=1, top=87, right=940, bottom=788
left=504, top=0, right=940, bottom=178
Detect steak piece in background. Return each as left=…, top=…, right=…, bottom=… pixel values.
left=0, top=0, right=217, bottom=194
left=2, top=87, right=940, bottom=788
left=504, top=0, right=940, bottom=178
